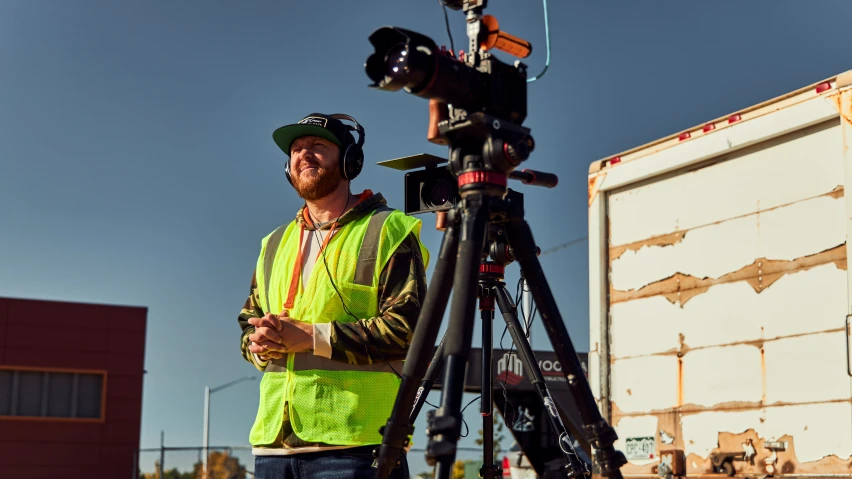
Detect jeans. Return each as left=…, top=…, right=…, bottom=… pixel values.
left=254, top=446, right=410, bottom=479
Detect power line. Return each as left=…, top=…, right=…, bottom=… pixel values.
left=539, top=236, right=588, bottom=257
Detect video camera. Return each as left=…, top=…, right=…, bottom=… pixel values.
left=368, top=0, right=556, bottom=217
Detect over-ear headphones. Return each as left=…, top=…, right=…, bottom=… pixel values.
left=284, top=113, right=366, bottom=186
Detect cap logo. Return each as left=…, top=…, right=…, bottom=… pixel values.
left=298, top=116, right=328, bottom=128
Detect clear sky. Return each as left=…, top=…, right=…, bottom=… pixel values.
left=2, top=0, right=852, bottom=476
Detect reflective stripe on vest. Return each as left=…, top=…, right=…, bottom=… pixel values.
left=353, top=205, right=393, bottom=285
left=262, top=224, right=288, bottom=314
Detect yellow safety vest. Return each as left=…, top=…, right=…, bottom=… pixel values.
left=250, top=205, right=429, bottom=446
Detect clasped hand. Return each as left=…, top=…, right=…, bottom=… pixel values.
left=248, top=312, right=313, bottom=361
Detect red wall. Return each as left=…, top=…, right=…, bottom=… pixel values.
left=0, top=297, right=147, bottom=479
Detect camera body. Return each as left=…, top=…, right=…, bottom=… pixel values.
left=377, top=153, right=459, bottom=216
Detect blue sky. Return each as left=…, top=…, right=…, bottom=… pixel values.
left=2, top=0, right=852, bottom=476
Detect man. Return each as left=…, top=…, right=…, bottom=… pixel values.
left=237, top=112, right=429, bottom=479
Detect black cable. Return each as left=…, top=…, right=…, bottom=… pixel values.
left=539, top=236, right=588, bottom=257
left=308, top=198, right=404, bottom=380
left=491, top=279, right=527, bottom=429
left=461, top=395, right=481, bottom=413
left=458, top=394, right=481, bottom=438
left=436, top=0, right=455, bottom=56
left=309, top=197, right=358, bottom=321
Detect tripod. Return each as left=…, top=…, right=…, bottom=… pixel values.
left=372, top=113, right=627, bottom=479
left=414, top=222, right=590, bottom=479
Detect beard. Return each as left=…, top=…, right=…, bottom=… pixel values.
left=291, top=161, right=342, bottom=201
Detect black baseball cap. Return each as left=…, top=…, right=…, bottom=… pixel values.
left=272, top=113, right=355, bottom=157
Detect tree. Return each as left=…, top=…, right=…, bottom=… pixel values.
left=192, top=450, right=247, bottom=479
left=475, top=411, right=506, bottom=463
left=452, top=459, right=466, bottom=479
left=140, top=460, right=194, bottom=479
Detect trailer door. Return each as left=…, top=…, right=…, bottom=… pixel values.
left=604, top=113, right=852, bottom=476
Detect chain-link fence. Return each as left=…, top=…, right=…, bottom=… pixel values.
left=133, top=445, right=499, bottom=479
left=135, top=446, right=255, bottom=479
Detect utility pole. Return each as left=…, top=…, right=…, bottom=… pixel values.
left=159, top=430, right=165, bottom=479
left=203, top=376, right=257, bottom=479
left=203, top=386, right=210, bottom=479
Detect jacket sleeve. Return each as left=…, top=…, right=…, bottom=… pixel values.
left=237, top=271, right=269, bottom=371
left=322, top=232, right=428, bottom=365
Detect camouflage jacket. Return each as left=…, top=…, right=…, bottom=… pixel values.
left=237, top=190, right=428, bottom=449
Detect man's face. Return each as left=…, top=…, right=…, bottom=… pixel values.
left=289, top=135, right=342, bottom=201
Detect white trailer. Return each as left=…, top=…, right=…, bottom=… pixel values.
left=587, top=68, right=852, bottom=478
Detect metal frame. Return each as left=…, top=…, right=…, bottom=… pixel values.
left=0, top=365, right=107, bottom=423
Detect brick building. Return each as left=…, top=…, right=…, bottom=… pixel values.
left=0, top=296, right=147, bottom=478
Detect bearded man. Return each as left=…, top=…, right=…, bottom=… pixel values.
left=236, top=113, right=430, bottom=479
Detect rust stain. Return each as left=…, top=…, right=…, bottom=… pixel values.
left=588, top=172, right=606, bottom=207
left=610, top=418, right=852, bottom=478
left=687, top=429, right=852, bottom=476
left=677, top=357, right=684, bottom=407
left=616, top=326, right=844, bottom=361
left=608, top=187, right=844, bottom=264
left=831, top=89, right=852, bottom=127
left=612, top=396, right=851, bottom=418
left=610, top=399, right=624, bottom=420
left=611, top=245, right=847, bottom=306
left=760, top=347, right=766, bottom=404
left=610, top=231, right=687, bottom=262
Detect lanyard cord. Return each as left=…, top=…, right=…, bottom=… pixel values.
left=307, top=196, right=359, bottom=321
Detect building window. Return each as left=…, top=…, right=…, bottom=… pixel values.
left=0, top=368, right=105, bottom=421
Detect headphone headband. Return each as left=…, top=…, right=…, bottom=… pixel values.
left=329, top=113, right=365, bottom=148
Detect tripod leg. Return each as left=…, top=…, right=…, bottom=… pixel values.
left=410, top=334, right=446, bottom=423
left=428, top=194, right=490, bottom=479
left=505, top=217, right=627, bottom=479
left=374, top=210, right=460, bottom=479
left=479, top=292, right=499, bottom=479
left=493, top=285, right=588, bottom=478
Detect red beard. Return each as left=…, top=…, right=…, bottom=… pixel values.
left=291, top=161, right=342, bottom=201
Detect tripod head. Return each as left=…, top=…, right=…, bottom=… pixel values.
left=481, top=211, right=540, bottom=271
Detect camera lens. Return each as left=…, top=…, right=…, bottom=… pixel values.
left=423, top=178, right=452, bottom=208
left=366, top=26, right=527, bottom=123
left=387, top=46, right=409, bottom=76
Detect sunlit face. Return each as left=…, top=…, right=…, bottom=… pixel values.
left=289, top=135, right=342, bottom=201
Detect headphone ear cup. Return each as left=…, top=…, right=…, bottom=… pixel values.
left=284, top=159, right=294, bottom=186
left=342, top=144, right=364, bottom=181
